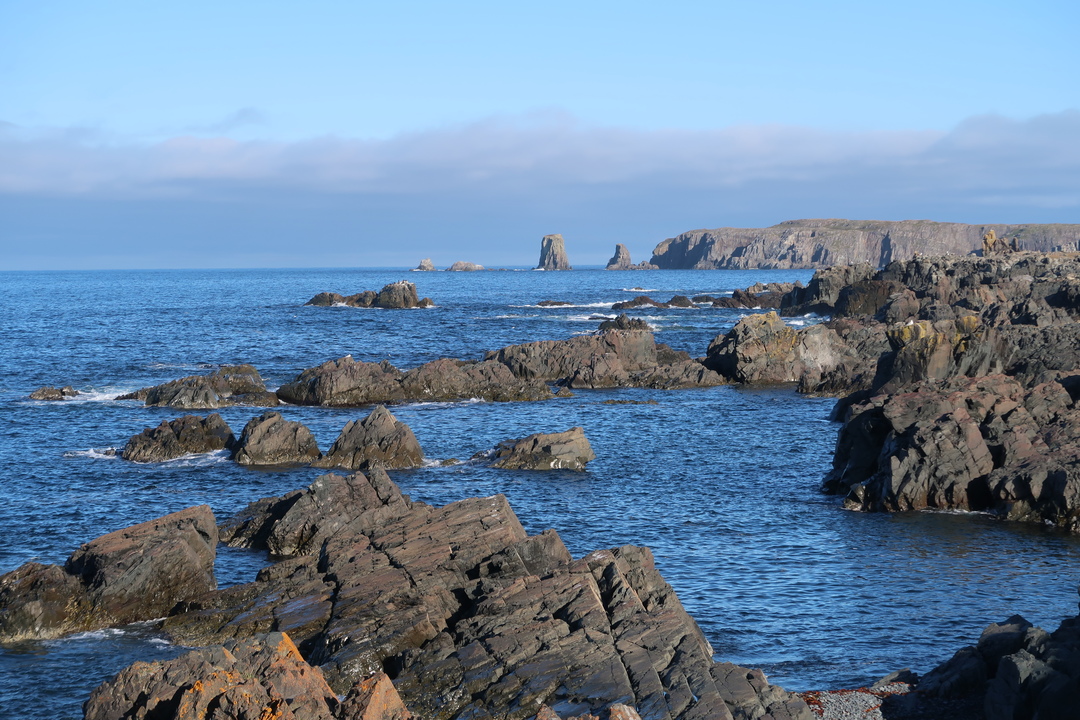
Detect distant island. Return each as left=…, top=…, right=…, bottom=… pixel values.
left=647, top=219, right=1080, bottom=269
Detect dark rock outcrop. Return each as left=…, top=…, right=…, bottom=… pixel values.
left=277, top=355, right=554, bottom=406
left=537, top=300, right=573, bottom=306
left=597, top=314, right=650, bottom=332
left=121, top=413, right=237, bottom=463
left=233, top=411, right=322, bottom=466
left=538, top=234, right=572, bottom=270
left=605, top=244, right=657, bottom=270
left=28, top=385, right=78, bottom=400
left=611, top=295, right=694, bottom=310
left=448, top=261, right=484, bottom=271
left=314, top=405, right=424, bottom=471
left=487, top=426, right=596, bottom=470
left=161, top=472, right=811, bottom=720
left=118, top=364, right=278, bottom=409
left=649, top=219, right=1080, bottom=269
left=306, top=281, right=434, bottom=309
left=0, top=506, right=217, bottom=642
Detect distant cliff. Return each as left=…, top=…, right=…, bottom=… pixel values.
left=649, top=219, right=1080, bottom=269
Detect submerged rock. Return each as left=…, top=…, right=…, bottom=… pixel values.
left=0, top=506, right=217, bottom=642
left=314, top=405, right=424, bottom=471
left=233, top=411, right=322, bottom=466
left=488, top=426, right=596, bottom=470
left=537, top=233, right=572, bottom=270
left=121, top=413, right=237, bottom=463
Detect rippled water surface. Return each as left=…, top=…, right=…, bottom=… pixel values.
left=2, top=267, right=1078, bottom=720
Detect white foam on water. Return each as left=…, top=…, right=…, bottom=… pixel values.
left=162, top=449, right=232, bottom=467
left=406, top=398, right=485, bottom=409
left=513, top=301, right=618, bottom=309
left=63, top=448, right=120, bottom=460
left=620, top=287, right=658, bottom=292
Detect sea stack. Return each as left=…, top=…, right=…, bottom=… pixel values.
left=537, top=234, right=572, bottom=270
left=606, top=243, right=658, bottom=270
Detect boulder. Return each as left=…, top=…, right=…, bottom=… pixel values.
left=314, top=405, right=424, bottom=471
left=448, top=261, right=484, bottom=271
left=28, top=385, right=78, bottom=400
left=414, top=258, right=436, bottom=271
left=538, top=233, right=572, bottom=270
left=233, top=411, right=322, bottom=466
left=597, top=314, right=650, bottom=332
left=118, top=364, right=278, bottom=409
left=0, top=505, right=217, bottom=642
left=487, top=427, right=596, bottom=470
left=121, top=413, right=237, bottom=463
left=277, top=357, right=407, bottom=406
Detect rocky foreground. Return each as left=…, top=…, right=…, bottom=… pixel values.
left=705, top=251, right=1080, bottom=533
left=1, top=470, right=813, bottom=720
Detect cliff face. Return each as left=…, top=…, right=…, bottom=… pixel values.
left=649, top=219, right=1080, bottom=269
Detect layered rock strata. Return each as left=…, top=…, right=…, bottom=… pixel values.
left=306, top=281, right=434, bottom=309
left=122, top=413, right=237, bottom=463
left=164, top=471, right=812, bottom=720
left=313, top=405, right=424, bottom=470
left=0, top=506, right=217, bottom=642
left=119, top=364, right=278, bottom=409
left=538, top=234, right=572, bottom=270
left=650, top=219, right=1080, bottom=269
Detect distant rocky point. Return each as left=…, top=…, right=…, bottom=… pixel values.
left=413, top=258, right=436, bottom=271
left=605, top=243, right=657, bottom=270
left=447, top=261, right=484, bottom=271
left=649, top=219, right=1080, bottom=269
left=537, top=233, right=572, bottom=270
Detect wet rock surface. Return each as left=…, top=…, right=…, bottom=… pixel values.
left=232, top=411, right=322, bottom=466
left=122, top=413, right=237, bottom=463
left=306, top=281, right=434, bottom=309
left=28, top=385, right=78, bottom=400
left=0, top=505, right=217, bottom=642
left=118, top=364, right=278, bottom=409
left=487, top=426, right=596, bottom=470
left=314, top=405, right=424, bottom=471
left=155, top=471, right=813, bottom=720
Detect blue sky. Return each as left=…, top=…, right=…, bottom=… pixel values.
left=2, top=0, right=1078, bottom=269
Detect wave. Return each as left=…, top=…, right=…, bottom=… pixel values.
left=620, top=287, right=657, bottom=292
left=512, top=302, right=619, bottom=309
left=63, top=448, right=120, bottom=460
left=406, top=398, right=486, bottom=409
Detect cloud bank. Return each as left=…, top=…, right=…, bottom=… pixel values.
left=2, top=111, right=1078, bottom=269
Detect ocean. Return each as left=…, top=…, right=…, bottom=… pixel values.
left=2, top=266, right=1078, bottom=720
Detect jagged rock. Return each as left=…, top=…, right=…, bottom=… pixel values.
left=306, top=282, right=433, bottom=309
left=118, top=364, right=278, bottom=409
left=158, top=474, right=811, bottom=720
left=597, top=314, right=650, bottom=332
left=277, top=355, right=552, bottom=406
left=414, top=258, right=436, bottom=271
left=486, top=427, right=596, bottom=470
left=538, top=234, right=572, bottom=270
left=84, top=632, right=342, bottom=720
left=339, top=672, right=414, bottom=720
left=649, top=219, right=1080, bottom=269
left=780, top=263, right=877, bottom=315
left=611, top=295, right=664, bottom=310
left=233, top=411, right=322, bottom=466
left=121, top=413, right=236, bottom=463
left=605, top=244, right=657, bottom=270
left=0, top=506, right=217, bottom=642
left=28, top=385, right=78, bottom=400
left=448, top=261, right=484, bottom=271
left=314, top=405, right=423, bottom=471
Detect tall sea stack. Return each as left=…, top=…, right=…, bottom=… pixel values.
left=537, top=234, right=572, bottom=270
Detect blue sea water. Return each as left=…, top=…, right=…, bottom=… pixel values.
left=1, top=266, right=1078, bottom=720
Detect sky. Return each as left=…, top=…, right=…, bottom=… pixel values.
left=1, top=0, right=1078, bottom=269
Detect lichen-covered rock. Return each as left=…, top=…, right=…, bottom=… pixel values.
left=314, top=405, right=423, bottom=471
left=0, top=505, right=217, bottom=642
left=233, top=411, right=322, bottom=466
left=121, top=413, right=236, bottom=462
left=118, top=364, right=278, bottom=409
left=488, top=427, right=596, bottom=470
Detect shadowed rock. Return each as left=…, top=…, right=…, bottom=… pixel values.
left=0, top=505, right=217, bottom=642
left=538, top=234, right=572, bottom=270
left=306, top=281, right=433, bottom=309
left=605, top=244, right=657, bottom=270
left=118, top=364, right=278, bottom=409
left=122, top=413, right=237, bottom=463
left=314, top=405, right=423, bottom=471
left=233, top=411, right=322, bottom=466
left=487, top=426, right=596, bottom=470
